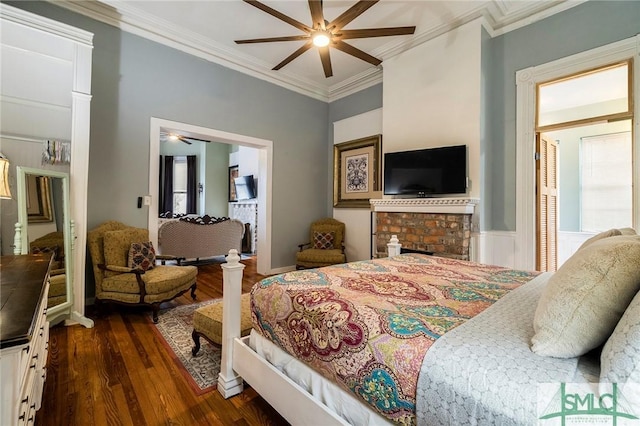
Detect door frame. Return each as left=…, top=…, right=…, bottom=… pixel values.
left=149, top=117, right=273, bottom=275
left=515, top=35, right=639, bottom=270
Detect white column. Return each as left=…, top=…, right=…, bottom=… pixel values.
left=218, top=249, right=246, bottom=398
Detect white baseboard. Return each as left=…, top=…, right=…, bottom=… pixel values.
left=269, top=265, right=296, bottom=275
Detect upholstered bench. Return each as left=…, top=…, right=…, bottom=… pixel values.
left=191, top=293, right=252, bottom=355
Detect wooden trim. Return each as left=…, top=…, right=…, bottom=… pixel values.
left=536, top=111, right=633, bottom=133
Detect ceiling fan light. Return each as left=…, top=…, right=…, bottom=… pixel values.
left=312, top=32, right=331, bottom=47
left=168, top=134, right=179, bottom=141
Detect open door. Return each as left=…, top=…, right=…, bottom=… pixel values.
left=536, top=133, right=558, bottom=271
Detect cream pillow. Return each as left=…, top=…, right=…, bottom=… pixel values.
left=600, top=290, right=640, bottom=384
left=577, top=228, right=621, bottom=251
left=532, top=235, right=640, bottom=358
left=619, top=227, right=637, bottom=236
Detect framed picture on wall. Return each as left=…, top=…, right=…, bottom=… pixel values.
left=333, top=135, right=382, bottom=208
left=228, top=165, right=239, bottom=202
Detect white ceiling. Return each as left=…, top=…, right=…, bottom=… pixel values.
left=53, top=0, right=583, bottom=101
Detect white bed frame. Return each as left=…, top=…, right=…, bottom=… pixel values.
left=217, top=235, right=402, bottom=425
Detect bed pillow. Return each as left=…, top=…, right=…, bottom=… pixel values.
left=531, top=235, right=640, bottom=358
left=600, top=290, right=640, bottom=384
left=128, top=241, right=156, bottom=271
left=313, top=231, right=335, bottom=249
left=619, top=227, right=637, bottom=236
left=577, top=228, right=621, bottom=251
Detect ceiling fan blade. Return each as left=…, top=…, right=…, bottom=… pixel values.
left=236, top=35, right=310, bottom=44
left=243, top=0, right=312, bottom=33
left=328, top=0, right=379, bottom=32
left=273, top=41, right=313, bottom=70
left=337, top=27, right=416, bottom=40
left=308, top=0, right=325, bottom=30
left=333, top=40, right=381, bottom=66
left=319, top=46, right=333, bottom=78
left=182, top=136, right=211, bottom=143
left=177, top=136, right=192, bottom=145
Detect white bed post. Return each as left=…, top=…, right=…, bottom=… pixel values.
left=387, top=234, right=402, bottom=257
left=13, top=223, right=22, bottom=255
left=218, top=249, right=246, bottom=398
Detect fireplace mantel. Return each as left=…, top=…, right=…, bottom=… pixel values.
left=370, top=198, right=479, bottom=214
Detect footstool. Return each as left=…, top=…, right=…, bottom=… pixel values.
left=191, top=293, right=253, bottom=356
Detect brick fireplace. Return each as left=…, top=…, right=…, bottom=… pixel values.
left=370, top=198, right=479, bottom=260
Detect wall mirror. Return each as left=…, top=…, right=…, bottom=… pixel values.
left=15, top=166, right=73, bottom=326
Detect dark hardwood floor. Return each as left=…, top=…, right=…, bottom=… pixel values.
left=35, top=256, right=290, bottom=426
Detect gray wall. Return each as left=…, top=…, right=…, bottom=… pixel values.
left=8, top=2, right=347, bottom=283
left=485, top=0, right=640, bottom=231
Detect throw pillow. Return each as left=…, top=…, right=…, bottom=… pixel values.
left=313, top=231, right=335, bottom=250
left=531, top=235, right=640, bottom=358
left=577, top=228, right=621, bottom=251
left=600, top=290, right=640, bottom=384
left=128, top=241, right=156, bottom=272
left=103, top=228, right=149, bottom=268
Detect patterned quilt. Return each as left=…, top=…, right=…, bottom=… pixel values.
left=250, top=254, right=539, bottom=425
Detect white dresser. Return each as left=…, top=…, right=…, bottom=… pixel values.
left=0, top=254, right=52, bottom=426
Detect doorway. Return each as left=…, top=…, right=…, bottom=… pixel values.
left=535, top=61, right=633, bottom=271
left=515, top=35, right=639, bottom=271
left=148, top=118, right=273, bottom=275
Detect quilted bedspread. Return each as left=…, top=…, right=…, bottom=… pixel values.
left=250, top=254, right=539, bottom=425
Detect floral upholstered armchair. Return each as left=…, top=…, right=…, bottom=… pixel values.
left=295, top=218, right=346, bottom=270
left=88, top=221, right=197, bottom=323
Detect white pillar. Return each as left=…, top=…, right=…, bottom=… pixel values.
left=218, top=249, right=246, bottom=398
left=387, top=234, right=402, bottom=257
left=13, top=222, right=22, bottom=255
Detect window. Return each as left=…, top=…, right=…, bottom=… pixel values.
left=173, top=156, right=187, bottom=214
left=538, top=62, right=630, bottom=129
left=580, top=132, right=632, bottom=232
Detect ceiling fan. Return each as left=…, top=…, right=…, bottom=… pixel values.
left=235, top=0, right=416, bottom=78
left=160, top=132, right=211, bottom=145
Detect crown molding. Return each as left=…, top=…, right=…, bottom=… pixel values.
left=48, top=0, right=332, bottom=101
left=1, top=2, right=93, bottom=46
left=327, top=68, right=383, bottom=102
left=484, top=0, right=587, bottom=37
left=47, top=0, right=582, bottom=103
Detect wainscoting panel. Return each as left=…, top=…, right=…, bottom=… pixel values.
left=475, top=230, right=594, bottom=271
left=557, top=231, right=592, bottom=267
left=473, top=231, right=518, bottom=269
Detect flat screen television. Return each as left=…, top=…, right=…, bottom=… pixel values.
left=234, top=175, right=256, bottom=200
left=383, top=145, right=467, bottom=196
